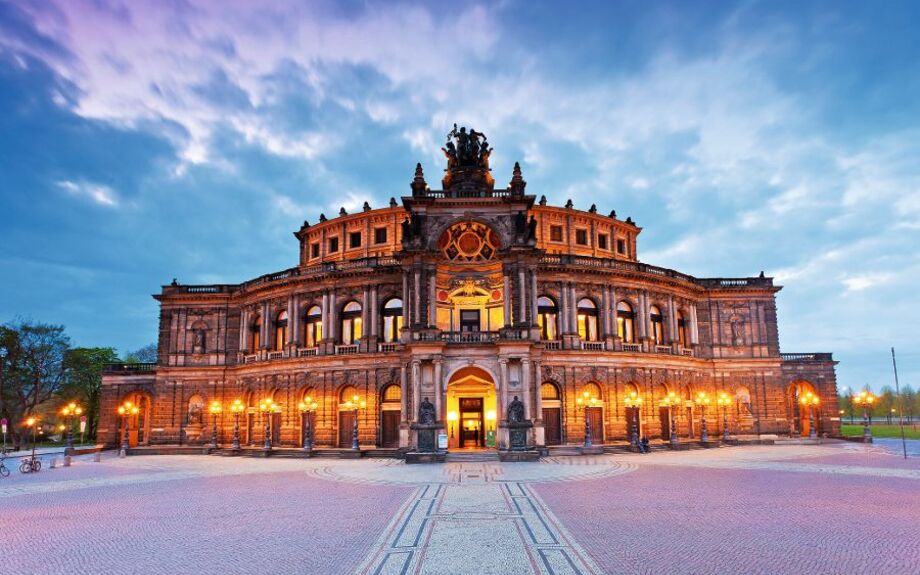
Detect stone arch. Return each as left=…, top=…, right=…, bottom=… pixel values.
left=787, top=380, right=819, bottom=437
left=117, top=389, right=154, bottom=448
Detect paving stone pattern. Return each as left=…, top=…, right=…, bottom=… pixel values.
left=0, top=444, right=918, bottom=574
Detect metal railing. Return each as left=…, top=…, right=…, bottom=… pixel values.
left=441, top=331, right=500, bottom=344
left=103, top=363, right=157, bottom=373
left=780, top=352, right=834, bottom=362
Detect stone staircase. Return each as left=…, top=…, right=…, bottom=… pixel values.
left=445, top=450, right=500, bottom=463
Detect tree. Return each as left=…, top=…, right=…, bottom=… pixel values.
left=900, top=385, right=915, bottom=423
left=60, top=347, right=119, bottom=440
left=0, top=322, right=70, bottom=450
left=125, top=343, right=157, bottom=364
left=878, top=386, right=896, bottom=424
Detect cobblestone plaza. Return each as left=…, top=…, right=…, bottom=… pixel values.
left=2, top=443, right=918, bottom=574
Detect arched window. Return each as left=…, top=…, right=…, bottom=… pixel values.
left=339, top=385, right=359, bottom=405
left=340, top=301, right=363, bottom=345
left=582, top=382, right=602, bottom=400
left=616, top=301, right=635, bottom=343
left=304, top=305, right=323, bottom=348
left=650, top=305, right=665, bottom=345
left=381, top=384, right=401, bottom=403
left=577, top=298, right=598, bottom=342
left=676, top=310, right=687, bottom=347
left=274, top=310, right=288, bottom=351
left=302, top=387, right=317, bottom=404
left=382, top=298, right=403, bottom=343
left=537, top=296, right=559, bottom=341
left=251, top=315, right=262, bottom=350
left=541, top=382, right=561, bottom=400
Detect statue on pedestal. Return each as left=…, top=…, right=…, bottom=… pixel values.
left=508, top=395, right=525, bottom=424
left=419, top=397, right=436, bottom=425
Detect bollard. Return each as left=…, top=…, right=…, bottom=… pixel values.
left=50, top=457, right=57, bottom=468
left=64, top=455, right=72, bottom=467
left=93, top=452, right=102, bottom=463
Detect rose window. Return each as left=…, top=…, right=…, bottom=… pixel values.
left=438, top=222, right=501, bottom=262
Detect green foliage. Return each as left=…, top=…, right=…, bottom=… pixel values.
left=125, top=343, right=157, bottom=364
left=61, top=347, right=119, bottom=438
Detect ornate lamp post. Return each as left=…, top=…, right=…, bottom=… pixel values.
left=576, top=390, right=601, bottom=448
left=717, top=393, right=732, bottom=441
left=117, top=401, right=139, bottom=456
left=208, top=401, right=222, bottom=449
left=661, top=392, right=679, bottom=447
left=853, top=390, right=875, bottom=442
left=799, top=391, right=820, bottom=439
left=230, top=399, right=244, bottom=450
left=60, top=402, right=83, bottom=451
left=24, top=417, right=38, bottom=461
left=258, top=398, right=279, bottom=451
left=298, top=396, right=319, bottom=452
left=624, top=391, right=643, bottom=449
left=696, top=392, right=711, bottom=442
left=341, top=394, right=367, bottom=451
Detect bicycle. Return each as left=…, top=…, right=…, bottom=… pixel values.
left=19, top=456, right=41, bottom=474
left=0, top=455, right=9, bottom=478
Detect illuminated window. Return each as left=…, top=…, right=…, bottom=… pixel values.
left=577, top=298, right=598, bottom=341
left=677, top=310, right=687, bottom=347
left=541, top=382, right=560, bottom=400
left=341, top=301, right=363, bottom=344
left=616, top=301, right=635, bottom=343
left=382, top=384, right=401, bottom=403
left=251, top=315, right=262, bottom=350
left=582, top=382, right=602, bottom=399
left=274, top=310, right=288, bottom=351
left=537, top=296, right=558, bottom=341
left=650, top=305, right=665, bottom=345
left=304, top=305, right=323, bottom=347
left=382, top=298, right=403, bottom=343
left=339, top=385, right=358, bottom=404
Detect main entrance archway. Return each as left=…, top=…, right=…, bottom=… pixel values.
left=445, top=366, right=497, bottom=450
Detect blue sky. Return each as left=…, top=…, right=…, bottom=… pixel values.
left=1, top=0, right=918, bottom=391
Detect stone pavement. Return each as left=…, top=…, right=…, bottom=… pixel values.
left=0, top=444, right=918, bottom=574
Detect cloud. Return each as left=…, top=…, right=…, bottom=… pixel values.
left=56, top=180, right=118, bottom=207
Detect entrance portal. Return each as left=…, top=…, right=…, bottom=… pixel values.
left=446, top=366, right=498, bottom=450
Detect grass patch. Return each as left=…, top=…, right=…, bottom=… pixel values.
left=841, top=424, right=920, bottom=439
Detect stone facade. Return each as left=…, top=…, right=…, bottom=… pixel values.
left=100, top=128, right=839, bottom=450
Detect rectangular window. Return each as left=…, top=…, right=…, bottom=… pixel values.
left=598, top=233, right=608, bottom=250
left=550, top=225, right=563, bottom=242
left=310, top=242, right=320, bottom=258
left=616, top=238, right=627, bottom=255
left=575, top=229, right=588, bottom=245
left=374, top=227, right=388, bottom=244
left=328, top=237, right=339, bottom=253
left=349, top=231, right=362, bottom=249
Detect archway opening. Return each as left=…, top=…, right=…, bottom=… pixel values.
left=789, top=381, right=818, bottom=437
left=446, top=366, right=497, bottom=450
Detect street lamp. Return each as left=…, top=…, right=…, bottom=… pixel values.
left=229, top=399, right=244, bottom=450
left=258, top=398, right=279, bottom=451
left=447, top=411, right=458, bottom=441
left=209, top=401, right=222, bottom=449
left=576, top=390, right=601, bottom=448
left=298, top=396, right=319, bottom=452
left=117, top=401, right=139, bottom=456
left=341, top=394, right=367, bottom=451
left=853, top=390, right=875, bottom=443
left=23, top=417, right=38, bottom=461
left=799, top=391, right=820, bottom=439
left=717, top=393, right=732, bottom=441
left=660, top=392, right=680, bottom=447
left=623, top=391, right=642, bottom=449
left=60, top=402, right=83, bottom=451
left=696, top=392, right=711, bottom=442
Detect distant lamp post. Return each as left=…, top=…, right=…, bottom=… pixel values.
left=117, top=401, right=139, bottom=456
left=717, top=393, right=732, bottom=441
left=576, top=390, right=601, bottom=448
left=660, top=392, right=680, bottom=447
left=799, top=391, right=820, bottom=439
left=341, top=394, right=367, bottom=451
left=209, top=401, right=222, bottom=449
left=298, top=397, right=318, bottom=452
left=230, top=399, right=244, bottom=450
left=60, top=402, right=83, bottom=451
left=623, top=391, right=643, bottom=448
left=23, top=417, right=38, bottom=460
left=853, top=391, right=875, bottom=443
left=696, top=392, right=711, bottom=442
left=259, top=398, right=279, bottom=451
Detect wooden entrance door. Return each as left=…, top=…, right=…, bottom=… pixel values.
left=543, top=407, right=562, bottom=445
left=586, top=407, right=604, bottom=443
left=659, top=407, right=671, bottom=440
left=381, top=410, right=400, bottom=448
left=272, top=412, right=281, bottom=445
left=339, top=411, right=355, bottom=448
left=247, top=413, right=255, bottom=445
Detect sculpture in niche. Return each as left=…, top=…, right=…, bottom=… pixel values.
left=187, top=396, right=204, bottom=425
left=193, top=330, right=206, bottom=354
left=527, top=216, right=538, bottom=242
left=508, top=395, right=525, bottom=423
left=730, top=314, right=745, bottom=346
left=419, top=397, right=436, bottom=425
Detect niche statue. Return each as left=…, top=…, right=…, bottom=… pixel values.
left=419, top=397, right=437, bottom=425
left=507, top=395, right=525, bottom=423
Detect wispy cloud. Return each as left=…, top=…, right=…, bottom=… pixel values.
left=56, top=180, right=118, bottom=207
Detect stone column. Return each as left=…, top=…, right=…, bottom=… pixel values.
left=411, top=360, right=421, bottom=423
left=503, top=274, right=512, bottom=327
left=328, top=289, right=338, bottom=342
left=402, top=271, right=410, bottom=329
left=637, top=291, right=648, bottom=340
left=690, top=304, right=700, bottom=345
left=570, top=284, right=578, bottom=333
left=533, top=360, right=543, bottom=418
left=286, top=295, right=296, bottom=346
left=434, top=360, right=443, bottom=422
left=260, top=302, right=271, bottom=349
left=610, top=286, right=618, bottom=339
left=370, top=286, right=378, bottom=337
left=239, top=309, right=249, bottom=351
left=558, top=282, right=569, bottom=333
left=321, top=291, right=330, bottom=340
left=413, top=268, right=421, bottom=326
left=601, top=286, right=611, bottom=337
left=522, top=359, right=532, bottom=420
left=428, top=270, right=437, bottom=328
left=400, top=364, right=409, bottom=423
left=518, top=268, right=528, bottom=326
